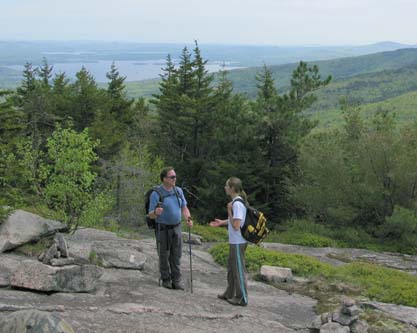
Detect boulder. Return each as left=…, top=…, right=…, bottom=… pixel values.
left=182, top=231, right=202, bottom=245
left=0, top=309, right=74, bottom=333
left=260, top=265, right=293, bottom=283
left=10, top=259, right=102, bottom=292
left=92, top=241, right=146, bottom=269
left=64, top=228, right=119, bottom=261
left=351, top=320, right=369, bottom=333
left=55, top=233, right=69, bottom=257
left=0, top=210, right=66, bottom=253
left=0, top=254, right=25, bottom=287
left=320, top=322, right=350, bottom=333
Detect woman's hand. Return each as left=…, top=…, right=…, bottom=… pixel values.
left=209, top=219, right=223, bottom=227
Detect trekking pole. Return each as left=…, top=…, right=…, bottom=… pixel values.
left=156, top=201, right=162, bottom=287
left=157, top=222, right=161, bottom=287
left=188, top=225, right=193, bottom=293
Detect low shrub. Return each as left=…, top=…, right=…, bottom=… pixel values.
left=209, top=243, right=417, bottom=308
left=209, top=243, right=335, bottom=277
left=338, top=262, right=417, bottom=307
left=267, top=231, right=337, bottom=247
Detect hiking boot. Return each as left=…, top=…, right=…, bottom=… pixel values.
left=226, top=298, right=247, bottom=306
left=217, top=293, right=228, bottom=300
left=172, top=281, right=185, bottom=290
left=161, top=280, right=172, bottom=289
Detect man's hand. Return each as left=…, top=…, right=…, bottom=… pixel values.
left=186, top=217, right=193, bottom=228
left=155, top=206, right=163, bottom=216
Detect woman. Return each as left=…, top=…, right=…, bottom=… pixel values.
left=209, top=177, right=248, bottom=306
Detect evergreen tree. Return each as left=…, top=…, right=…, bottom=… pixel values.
left=90, top=63, right=135, bottom=159
left=253, top=62, right=331, bottom=224
left=0, top=89, right=25, bottom=203
left=38, top=58, right=53, bottom=88
left=51, top=72, right=72, bottom=122
left=106, top=61, right=134, bottom=123
left=70, top=67, right=102, bottom=131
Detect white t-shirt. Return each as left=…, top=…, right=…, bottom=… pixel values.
left=228, top=196, right=247, bottom=244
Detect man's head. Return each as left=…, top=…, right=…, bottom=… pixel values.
left=160, top=166, right=177, bottom=184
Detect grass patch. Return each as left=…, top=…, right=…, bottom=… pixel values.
left=14, top=235, right=54, bottom=257
left=191, top=224, right=228, bottom=242
left=266, top=231, right=338, bottom=247
left=267, top=219, right=410, bottom=253
left=209, top=243, right=417, bottom=308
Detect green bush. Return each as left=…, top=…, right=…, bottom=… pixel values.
left=377, top=206, right=417, bottom=253
left=338, top=262, right=417, bottom=307
left=209, top=243, right=335, bottom=277
left=267, top=231, right=337, bottom=247
left=0, top=205, right=13, bottom=225
left=209, top=243, right=417, bottom=307
left=78, top=191, right=116, bottom=231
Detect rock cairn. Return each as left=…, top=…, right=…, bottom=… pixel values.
left=309, top=298, right=369, bottom=333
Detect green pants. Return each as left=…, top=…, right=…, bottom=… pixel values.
left=223, top=243, right=248, bottom=305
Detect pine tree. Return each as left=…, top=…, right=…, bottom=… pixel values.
left=253, top=62, right=331, bottom=224
left=38, top=58, right=53, bottom=88
left=70, top=67, right=102, bottom=131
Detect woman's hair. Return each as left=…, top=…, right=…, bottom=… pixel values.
left=226, top=177, right=248, bottom=203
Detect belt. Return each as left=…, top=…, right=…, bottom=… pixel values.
left=157, top=223, right=180, bottom=230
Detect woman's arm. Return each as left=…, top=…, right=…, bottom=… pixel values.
left=230, top=218, right=242, bottom=230
left=209, top=218, right=228, bottom=227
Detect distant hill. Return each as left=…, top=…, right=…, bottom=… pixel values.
left=311, top=90, right=417, bottom=131
left=1, top=40, right=416, bottom=90
left=224, top=48, right=417, bottom=97
left=125, top=48, right=417, bottom=100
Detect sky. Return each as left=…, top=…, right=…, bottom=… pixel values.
left=1, top=0, right=417, bottom=46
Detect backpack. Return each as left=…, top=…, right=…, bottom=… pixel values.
left=233, top=198, right=269, bottom=245
left=145, top=186, right=163, bottom=229
left=144, top=186, right=181, bottom=229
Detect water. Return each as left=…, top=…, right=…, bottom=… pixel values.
left=6, top=60, right=244, bottom=83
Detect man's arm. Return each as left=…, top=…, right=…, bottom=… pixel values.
left=182, top=206, right=193, bottom=227
left=148, top=191, right=162, bottom=219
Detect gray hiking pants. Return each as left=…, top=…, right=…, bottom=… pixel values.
left=223, top=243, right=248, bottom=305
left=155, top=224, right=182, bottom=283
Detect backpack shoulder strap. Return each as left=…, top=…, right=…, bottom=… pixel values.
left=173, top=186, right=181, bottom=208
left=152, top=186, right=164, bottom=202
left=233, top=197, right=247, bottom=207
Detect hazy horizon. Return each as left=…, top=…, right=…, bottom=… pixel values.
left=2, top=1, right=417, bottom=46
left=0, top=39, right=414, bottom=48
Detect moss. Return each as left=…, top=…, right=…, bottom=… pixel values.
left=88, top=251, right=103, bottom=267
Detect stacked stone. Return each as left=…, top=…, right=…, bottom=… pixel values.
left=309, top=298, right=369, bottom=332
left=38, top=233, right=70, bottom=265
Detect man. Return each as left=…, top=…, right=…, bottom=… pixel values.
left=148, top=167, right=193, bottom=290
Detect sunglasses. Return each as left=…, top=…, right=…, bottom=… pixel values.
left=166, top=175, right=177, bottom=179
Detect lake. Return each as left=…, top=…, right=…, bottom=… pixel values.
left=5, top=59, right=244, bottom=83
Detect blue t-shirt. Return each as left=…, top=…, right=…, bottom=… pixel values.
left=149, top=186, right=187, bottom=225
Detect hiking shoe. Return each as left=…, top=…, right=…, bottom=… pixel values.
left=217, top=293, right=228, bottom=300
left=172, top=282, right=185, bottom=290
left=226, top=298, right=247, bottom=306
left=162, top=280, right=172, bottom=289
